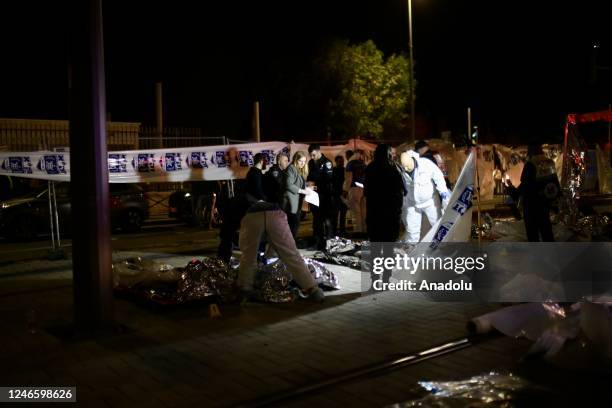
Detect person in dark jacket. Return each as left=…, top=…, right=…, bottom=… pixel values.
left=217, top=194, right=250, bottom=263
left=332, top=155, right=347, bottom=235
left=307, top=144, right=335, bottom=250
left=263, top=153, right=289, bottom=204
left=506, top=144, right=558, bottom=242
left=364, top=144, right=406, bottom=283
left=245, top=153, right=268, bottom=203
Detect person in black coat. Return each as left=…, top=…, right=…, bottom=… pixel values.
left=307, top=144, right=335, bottom=250
left=364, top=144, right=406, bottom=283
left=245, top=153, right=268, bottom=203
left=332, top=155, right=347, bottom=235
left=263, top=153, right=289, bottom=204
left=364, top=144, right=406, bottom=242
left=506, top=144, right=558, bottom=242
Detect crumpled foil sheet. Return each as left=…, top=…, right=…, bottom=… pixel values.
left=469, top=300, right=612, bottom=361
left=113, top=255, right=338, bottom=304
left=315, top=237, right=364, bottom=269
left=394, top=372, right=535, bottom=407
left=573, top=214, right=610, bottom=238
left=304, top=257, right=340, bottom=289
left=326, top=237, right=359, bottom=254
left=559, top=131, right=587, bottom=227
left=176, top=257, right=239, bottom=303
left=472, top=213, right=494, bottom=239
left=256, top=259, right=296, bottom=303
left=112, top=257, right=179, bottom=288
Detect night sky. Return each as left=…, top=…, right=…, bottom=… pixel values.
left=1, top=1, right=611, bottom=144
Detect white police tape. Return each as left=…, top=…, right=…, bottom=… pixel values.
left=0, top=142, right=291, bottom=183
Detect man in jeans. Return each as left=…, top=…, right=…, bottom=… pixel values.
left=238, top=201, right=325, bottom=302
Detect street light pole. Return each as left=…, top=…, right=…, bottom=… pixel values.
left=407, top=0, right=416, bottom=143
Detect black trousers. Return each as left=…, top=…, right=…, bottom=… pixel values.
left=331, top=196, right=347, bottom=234
left=312, top=201, right=334, bottom=249
left=286, top=210, right=301, bottom=239
left=523, top=203, right=554, bottom=242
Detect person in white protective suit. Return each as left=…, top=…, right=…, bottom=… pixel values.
left=400, top=150, right=450, bottom=243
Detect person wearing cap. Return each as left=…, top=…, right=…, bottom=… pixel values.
left=399, top=149, right=450, bottom=243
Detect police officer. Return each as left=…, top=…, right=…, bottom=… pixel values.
left=307, top=144, right=334, bottom=250
left=263, top=153, right=289, bottom=204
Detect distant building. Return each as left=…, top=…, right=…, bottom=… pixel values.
left=0, top=118, right=141, bottom=151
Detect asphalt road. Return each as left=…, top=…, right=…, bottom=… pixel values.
left=0, top=222, right=221, bottom=264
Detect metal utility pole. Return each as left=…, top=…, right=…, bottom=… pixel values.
left=155, top=82, right=163, bottom=148
left=253, top=101, right=261, bottom=142
left=407, top=0, right=416, bottom=142
left=468, top=107, right=482, bottom=244
left=69, top=0, right=114, bottom=333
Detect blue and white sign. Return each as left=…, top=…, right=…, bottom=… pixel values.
left=422, top=150, right=476, bottom=248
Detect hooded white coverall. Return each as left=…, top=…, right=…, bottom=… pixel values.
left=401, top=152, right=450, bottom=243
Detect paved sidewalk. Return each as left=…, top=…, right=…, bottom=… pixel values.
left=0, top=248, right=606, bottom=407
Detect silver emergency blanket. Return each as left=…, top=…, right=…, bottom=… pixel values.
left=559, top=127, right=588, bottom=227
left=112, top=257, right=179, bottom=288
left=472, top=213, right=494, bottom=239
left=256, top=259, right=296, bottom=303
left=313, top=237, right=364, bottom=269
left=326, top=236, right=359, bottom=254
left=573, top=214, right=611, bottom=239
left=485, top=219, right=578, bottom=242
left=468, top=300, right=612, bottom=360
left=255, top=256, right=340, bottom=302
left=391, top=372, right=535, bottom=407
left=112, top=255, right=338, bottom=304
left=112, top=257, right=181, bottom=301
left=304, top=257, right=340, bottom=289
left=176, top=257, right=239, bottom=303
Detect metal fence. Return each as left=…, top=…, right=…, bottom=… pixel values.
left=0, top=122, right=72, bottom=151
left=138, top=126, right=225, bottom=149
left=0, top=121, right=228, bottom=151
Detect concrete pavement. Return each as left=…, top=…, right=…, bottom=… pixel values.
left=0, top=223, right=608, bottom=407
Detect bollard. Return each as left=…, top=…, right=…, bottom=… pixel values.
left=209, top=303, right=222, bottom=319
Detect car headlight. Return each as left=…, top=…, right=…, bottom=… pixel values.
left=184, top=193, right=191, bottom=198
left=1, top=203, right=10, bottom=209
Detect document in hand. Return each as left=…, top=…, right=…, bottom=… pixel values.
left=305, top=191, right=320, bottom=207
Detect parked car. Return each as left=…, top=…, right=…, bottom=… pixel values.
left=168, top=181, right=222, bottom=228
left=0, top=182, right=149, bottom=240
